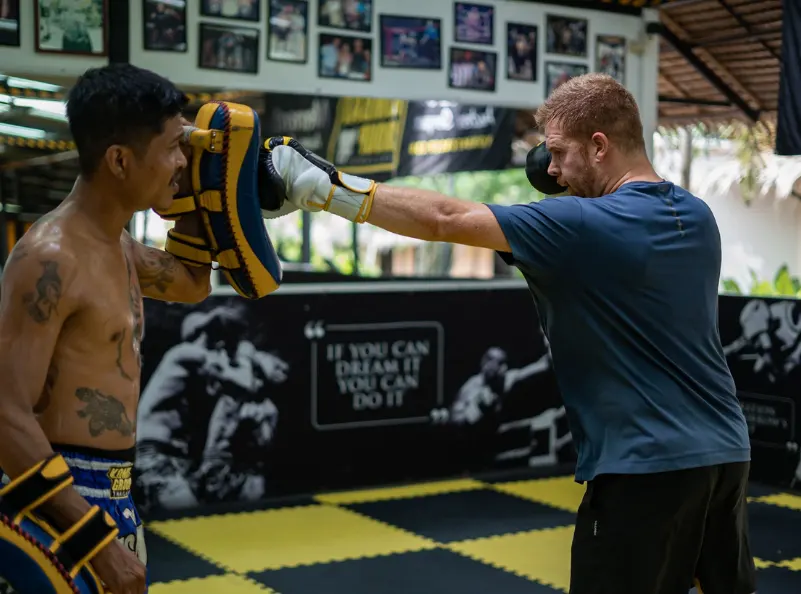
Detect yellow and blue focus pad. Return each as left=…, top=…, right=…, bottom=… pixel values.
left=157, top=101, right=284, bottom=300
left=0, top=454, right=119, bottom=594
left=525, top=142, right=568, bottom=195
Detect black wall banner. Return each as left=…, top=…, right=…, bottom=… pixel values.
left=134, top=285, right=571, bottom=514
left=324, top=97, right=408, bottom=182
left=263, top=93, right=516, bottom=180
left=776, top=0, right=801, bottom=156
left=396, top=102, right=515, bottom=177
left=262, top=93, right=337, bottom=155
left=719, top=295, right=801, bottom=488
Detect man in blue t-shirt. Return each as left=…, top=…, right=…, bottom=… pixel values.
left=263, top=73, right=757, bottom=594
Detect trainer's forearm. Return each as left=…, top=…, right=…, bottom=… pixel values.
left=0, top=410, right=93, bottom=530
left=366, top=184, right=474, bottom=242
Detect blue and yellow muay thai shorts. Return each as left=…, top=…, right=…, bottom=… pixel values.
left=0, top=445, right=146, bottom=593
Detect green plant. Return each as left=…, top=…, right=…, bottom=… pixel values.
left=721, top=264, right=801, bottom=298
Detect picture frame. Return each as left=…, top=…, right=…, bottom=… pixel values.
left=506, top=22, right=537, bottom=82
left=267, top=0, right=309, bottom=63
left=200, top=0, right=260, bottom=22
left=143, top=0, right=187, bottom=53
left=0, top=0, right=20, bottom=48
left=379, top=14, right=441, bottom=70
left=448, top=47, right=497, bottom=93
left=545, top=14, right=588, bottom=58
left=34, top=0, right=107, bottom=56
left=198, top=22, right=260, bottom=74
left=318, top=32, right=372, bottom=81
left=545, top=61, right=588, bottom=97
left=454, top=2, right=493, bottom=45
left=318, top=0, right=372, bottom=34
left=596, top=34, right=626, bottom=85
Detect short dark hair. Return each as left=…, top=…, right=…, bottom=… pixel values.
left=66, top=64, right=188, bottom=177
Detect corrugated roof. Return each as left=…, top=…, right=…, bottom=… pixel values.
left=655, top=0, right=783, bottom=127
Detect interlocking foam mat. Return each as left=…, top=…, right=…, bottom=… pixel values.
left=145, top=475, right=801, bottom=593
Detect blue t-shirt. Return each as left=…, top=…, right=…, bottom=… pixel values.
left=487, top=181, right=750, bottom=482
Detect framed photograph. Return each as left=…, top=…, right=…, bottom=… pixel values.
left=596, top=34, right=626, bottom=84
left=545, top=61, right=588, bottom=97
left=201, top=0, right=259, bottom=22
left=318, top=0, right=372, bottom=33
left=199, top=23, right=259, bottom=74
left=379, top=15, right=441, bottom=70
left=449, top=47, right=497, bottom=92
left=143, top=0, right=187, bottom=52
left=268, top=0, right=308, bottom=63
left=454, top=2, right=493, bottom=45
left=507, top=22, right=537, bottom=82
left=319, top=33, right=372, bottom=81
left=34, top=0, right=107, bottom=56
left=0, top=0, right=20, bottom=47
left=546, top=14, right=587, bottom=57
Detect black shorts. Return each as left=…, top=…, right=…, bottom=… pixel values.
left=570, top=461, right=757, bottom=594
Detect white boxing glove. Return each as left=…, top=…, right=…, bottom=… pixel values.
left=261, top=136, right=378, bottom=223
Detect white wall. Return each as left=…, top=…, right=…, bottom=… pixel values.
left=127, top=0, right=651, bottom=110
left=653, top=135, right=801, bottom=289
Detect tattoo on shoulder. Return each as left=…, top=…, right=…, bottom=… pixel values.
left=137, top=248, right=177, bottom=293
left=75, top=387, right=134, bottom=438
left=22, top=261, right=62, bottom=324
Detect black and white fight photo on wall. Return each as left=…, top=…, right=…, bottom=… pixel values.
left=719, top=295, right=801, bottom=489
left=134, top=287, right=575, bottom=513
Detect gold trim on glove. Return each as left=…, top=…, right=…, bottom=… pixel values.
left=165, top=229, right=213, bottom=267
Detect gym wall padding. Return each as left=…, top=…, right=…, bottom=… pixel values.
left=133, top=285, right=801, bottom=516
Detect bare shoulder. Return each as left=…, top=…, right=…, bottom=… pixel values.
left=1, top=222, right=82, bottom=324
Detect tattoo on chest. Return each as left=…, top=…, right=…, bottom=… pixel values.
left=75, top=387, right=134, bottom=437
left=34, top=363, right=58, bottom=414
left=138, top=250, right=176, bottom=294
left=22, top=261, right=62, bottom=324
left=117, top=255, right=144, bottom=380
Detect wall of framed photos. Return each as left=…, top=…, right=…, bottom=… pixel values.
left=127, top=0, right=658, bottom=112
left=0, top=0, right=107, bottom=79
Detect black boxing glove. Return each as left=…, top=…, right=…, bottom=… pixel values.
left=525, top=142, right=568, bottom=195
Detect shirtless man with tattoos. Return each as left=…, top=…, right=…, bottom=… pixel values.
left=0, top=64, right=212, bottom=594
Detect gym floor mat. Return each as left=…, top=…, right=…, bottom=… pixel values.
left=146, top=474, right=801, bottom=593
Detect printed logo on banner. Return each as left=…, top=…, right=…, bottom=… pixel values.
left=326, top=97, right=408, bottom=178
left=264, top=94, right=337, bottom=154
left=739, top=391, right=796, bottom=449
left=308, top=320, right=445, bottom=430
left=396, top=101, right=515, bottom=176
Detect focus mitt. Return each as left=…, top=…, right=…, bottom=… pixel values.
left=157, top=101, right=284, bottom=300
left=0, top=454, right=119, bottom=593
left=525, top=142, right=568, bottom=195
left=260, top=136, right=377, bottom=223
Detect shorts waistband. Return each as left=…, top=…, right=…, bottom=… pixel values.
left=53, top=444, right=135, bottom=500
left=1, top=445, right=136, bottom=501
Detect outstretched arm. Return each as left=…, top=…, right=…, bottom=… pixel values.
left=365, top=185, right=512, bottom=252
left=123, top=212, right=212, bottom=304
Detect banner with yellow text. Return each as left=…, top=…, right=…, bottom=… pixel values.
left=396, top=102, right=515, bottom=177
left=325, top=97, right=408, bottom=181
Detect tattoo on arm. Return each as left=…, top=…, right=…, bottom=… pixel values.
left=22, top=261, right=62, bottom=323
left=75, top=387, right=134, bottom=437
left=136, top=247, right=177, bottom=293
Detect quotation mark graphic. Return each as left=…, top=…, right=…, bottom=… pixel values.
left=305, top=321, right=326, bottom=340
left=430, top=408, right=450, bottom=424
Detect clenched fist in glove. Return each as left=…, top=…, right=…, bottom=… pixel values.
left=259, top=136, right=378, bottom=223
